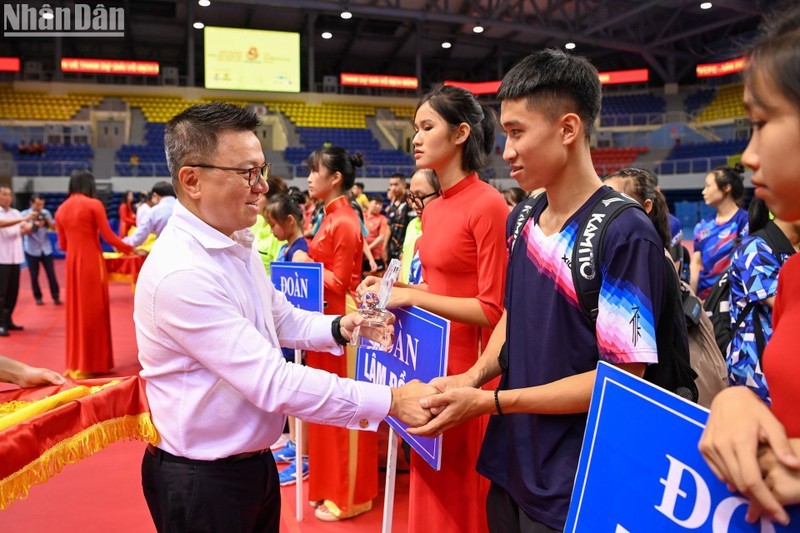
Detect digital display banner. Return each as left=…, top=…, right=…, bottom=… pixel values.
left=0, top=57, right=21, bottom=72
left=204, top=26, right=300, bottom=92
left=444, top=80, right=501, bottom=95
left=60, top=58, right=159, bottom=76
left=597, top=68, right=649, bottom=85
left=340, top=73, right=418, bottom=89
left=696, top=57, right=746, bottom=78
left=446, top=68, right=649, bottom=94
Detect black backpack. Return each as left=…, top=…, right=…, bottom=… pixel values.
left=702, top=220, right=796, bottom=358
left=509, top=189, right=699, bottom=402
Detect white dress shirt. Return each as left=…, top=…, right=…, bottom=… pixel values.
left=124, top=196, right=176, bottom=247
left=135, top=202, right=152, bottom=227
left=0, top=206, right=25, bottom=265
left=136, top=200, right=391, bottom=460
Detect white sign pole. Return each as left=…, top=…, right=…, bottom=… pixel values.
left=381, top=427, right=399, bottom=533
left=294, top=348, right=304, bottom=521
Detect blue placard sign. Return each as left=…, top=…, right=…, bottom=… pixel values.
left=270, top=262, right=324, bottom=313
left=566, top=361, right=800, bottom=532
left=356, top=306, right=449, bottom=470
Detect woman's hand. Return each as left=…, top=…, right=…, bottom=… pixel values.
left=699, top=387, right=799, bottom=525
left=356, top=276, right=382, bottom=302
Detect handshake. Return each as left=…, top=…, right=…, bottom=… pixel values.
left=387, top=373, right=491, bottom=438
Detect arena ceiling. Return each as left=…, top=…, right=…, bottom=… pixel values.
left=2, top=0, right=778, bottom=91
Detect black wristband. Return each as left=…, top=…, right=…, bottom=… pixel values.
left=494, top=388, right=503, bottom=416
left=331, top=315, right=348, bottom=346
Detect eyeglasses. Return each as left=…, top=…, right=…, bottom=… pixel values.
left=187, top=162, right=271, bottom=187
left=405, top=191, right=438, bottom=209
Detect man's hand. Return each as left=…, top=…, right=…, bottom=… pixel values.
left=389, top=379, right=438, bottom=427
left=339, top=311, right=395, bottom=343
left=133, top=248, right=149, bottom=257
left=407, top=387, right=493, bottom=437
left=426, top=373, right=481, bottom=415
left=699, top=387, right=799, bottom=526
left=16, top=366, right=66, bottom=388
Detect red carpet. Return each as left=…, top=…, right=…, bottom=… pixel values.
left=1, top=260, right=410, bottom=532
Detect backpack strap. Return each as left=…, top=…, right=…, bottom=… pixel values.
left=509, top=192, right=546, bottom=256
left=753, top=220, right=796, bottom=262
left=501, top=191, right=545, bottom=376
left=571, top=190, right=644, bottom=323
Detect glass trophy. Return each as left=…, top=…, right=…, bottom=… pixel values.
left=351, top=258, right=401, bottom=351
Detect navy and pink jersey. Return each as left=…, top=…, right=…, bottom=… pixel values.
left=477, top=185, right=664, bottom=530
left=693, top=209, right=749, bottom=299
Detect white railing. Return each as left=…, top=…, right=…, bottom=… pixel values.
left=14, top=160, right=91, bottom=176
left=599, top=112, right=666, bottom=127
left=656, top=157, right=730, bottom=175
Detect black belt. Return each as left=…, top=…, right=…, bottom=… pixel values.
left=147, top=444, right=267, bottom=465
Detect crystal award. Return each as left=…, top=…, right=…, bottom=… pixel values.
left=351, top=258, right=401, bottom=351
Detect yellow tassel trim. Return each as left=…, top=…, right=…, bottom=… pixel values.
left=0, top=412, right=160, bottom=510
left=0, top=401, right=31, bottom=417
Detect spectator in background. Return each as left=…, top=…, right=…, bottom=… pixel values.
left=118, top=190, right=137, bottom=237
left=250, top=175, right=288, bottom=275
left=55, top=170, right=145, bottom=379
left=401, top=168, right=440, bottom=284
left=385, top=173, right=411, bottom=261
left=301, top=192, right=319, bottom=236
left=727, top=197, right=798, bottom=404
left=21, top=195, right=60, bottom=306
left=123, top=182, right=176, bottom=247
left=29, top=140, right=44, bottom=156
left=16, top=140, right=29, bottom=155
left=351, top=181, right=369, bottom=212
left=264, top=190, right=311, bottom=487
left=0, top=354, right=65, bottom=387
left=0, top=186, right=34, bottom=337
left=502, top=187, right=527, bottom=211
left=135, top=190, right=153, bottom=228
left=363, top=194, right=390, bottom=275
left=651, top=173, right=690, bottom=281
left=691, top=163, right=749, bottom=300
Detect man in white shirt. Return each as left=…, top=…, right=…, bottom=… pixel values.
left=123, top=181, right=176, bottom=247
left=0, top=187, right=34, bottom=336
left=134, top=190, right=153, bottom=228
left=136, top=102, right=435, bottom=532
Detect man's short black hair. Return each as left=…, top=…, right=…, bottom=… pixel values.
left=498, top=49, right=601, bottom=140
left=151, top=181, right=176, bottom=198
left=165, top=102, right=261, bottom=189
